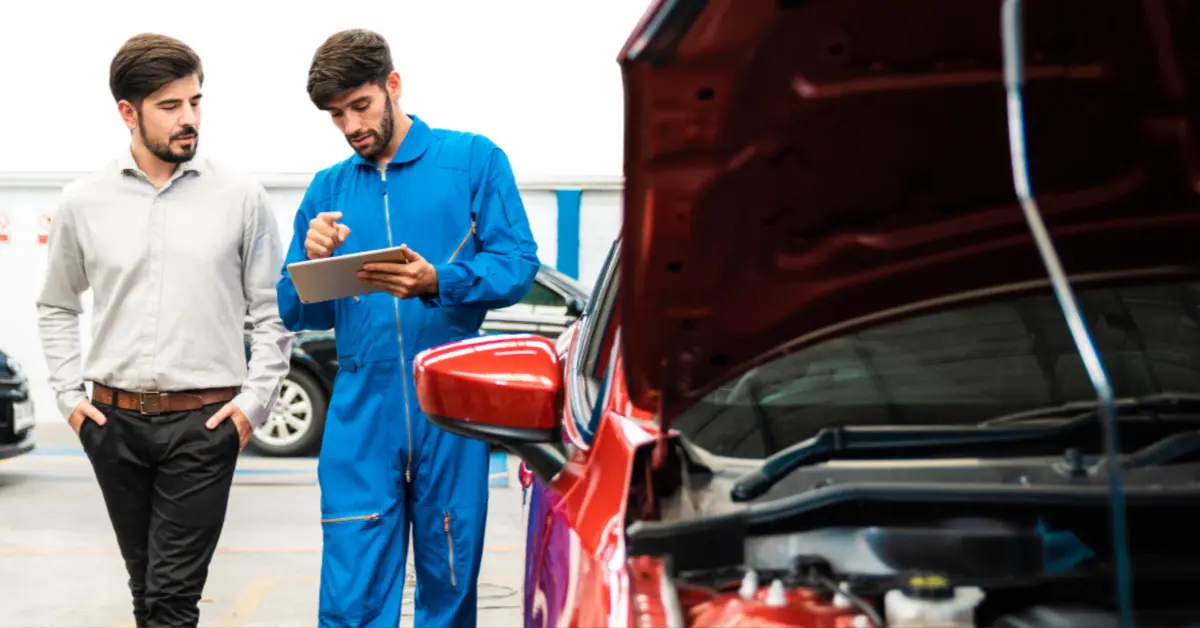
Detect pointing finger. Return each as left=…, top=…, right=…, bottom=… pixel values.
left=308, top=231, right=333, bottom=248
left=311, top=220, right=338, bottom=238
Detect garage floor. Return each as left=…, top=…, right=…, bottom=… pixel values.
left=0, top=423, right=527, bottom=628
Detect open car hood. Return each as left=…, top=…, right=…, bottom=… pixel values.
left=616, top=0, right=1200, bottom=423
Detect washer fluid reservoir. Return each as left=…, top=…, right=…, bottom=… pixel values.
left=884, top=572, right=985, bottom=628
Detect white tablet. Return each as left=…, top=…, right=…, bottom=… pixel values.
left=286, top=246, right=409, bottom=304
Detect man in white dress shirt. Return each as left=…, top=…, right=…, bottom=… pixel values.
left=35, top=33, right=293, bottom=628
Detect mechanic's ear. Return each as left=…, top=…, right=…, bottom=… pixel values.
left=386, top=71, right=402, bottom=102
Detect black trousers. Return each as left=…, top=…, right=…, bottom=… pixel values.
left=79, top=400, right=240, bottom=628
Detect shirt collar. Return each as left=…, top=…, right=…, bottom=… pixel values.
left=352, top=114, right=432, bottom=170
left=117, top=146, right=203, bottom=181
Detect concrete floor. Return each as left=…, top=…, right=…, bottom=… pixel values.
left=0, top=422, right=528, bottom=628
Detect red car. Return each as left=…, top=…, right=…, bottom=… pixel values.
left=415, top=0, right=1200, bottom=626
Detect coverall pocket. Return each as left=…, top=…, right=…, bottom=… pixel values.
left=318, top=510, right=388, bottom=623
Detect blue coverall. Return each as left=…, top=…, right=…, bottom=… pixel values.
left=276, top=115, right=540, bottom=628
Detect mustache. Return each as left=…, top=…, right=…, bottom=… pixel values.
left=172, top=127, right=198, bottom=140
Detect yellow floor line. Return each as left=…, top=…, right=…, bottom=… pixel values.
left=215, top=576, right=318, bottom=628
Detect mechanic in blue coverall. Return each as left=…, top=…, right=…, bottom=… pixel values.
left=276, top=29, right=540, bottom=628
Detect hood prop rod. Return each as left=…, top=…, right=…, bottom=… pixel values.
left=1000, top=2, right=1133, bottom=626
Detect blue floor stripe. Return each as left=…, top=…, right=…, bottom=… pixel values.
left=489, top=451, right=509, bottom=487
left=28, top=445, right=86, bottom=456
left=24, top=446, right=512, bottom=486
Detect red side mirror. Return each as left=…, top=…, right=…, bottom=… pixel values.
left=414, top=334, right=562, bottom=444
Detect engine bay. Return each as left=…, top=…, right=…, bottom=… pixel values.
left=624, top=436, right=1200, bottom=627
left=631, top=552, right=1200, bottom=628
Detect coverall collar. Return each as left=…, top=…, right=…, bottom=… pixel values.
left=352, top=113, right=431, bottom=170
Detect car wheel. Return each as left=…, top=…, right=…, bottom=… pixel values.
left=249, top=368, right=327, bottom=457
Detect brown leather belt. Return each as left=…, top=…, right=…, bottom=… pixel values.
left=92, top=384, right=239, bottom=415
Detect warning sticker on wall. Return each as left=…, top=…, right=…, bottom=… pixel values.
left=37, top=213, right=51, bottom=245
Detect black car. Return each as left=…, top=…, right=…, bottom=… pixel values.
left=244, top=264, right=588, bottom=456
left=0, top=348, right=35, bottom=460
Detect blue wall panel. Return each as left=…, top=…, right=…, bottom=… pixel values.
left=555, top=189, right=582, bottom=279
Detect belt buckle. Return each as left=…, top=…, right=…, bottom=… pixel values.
left=139, top=392, right=166, bottom=415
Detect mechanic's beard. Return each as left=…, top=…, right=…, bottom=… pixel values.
left=140, top=124, right=199, bottom=164
left=349, top=99, right=396, bottom=159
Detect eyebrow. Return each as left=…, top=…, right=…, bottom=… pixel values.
left=327, top=96, right=371, bottom=114
left=155, top=93, right=203, bottom=107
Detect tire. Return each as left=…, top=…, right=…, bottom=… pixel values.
left=248, top=367, right=327, bottom=457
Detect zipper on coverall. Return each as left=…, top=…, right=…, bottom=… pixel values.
left=448, top=221, right=475, bottom=263
left=444, top=511, right=457, bottom=587
left=321, top=513, right=381, bottom=524
left=378, top=167, right=476, bottom=485
left=380, top=167, right=415, bottom=484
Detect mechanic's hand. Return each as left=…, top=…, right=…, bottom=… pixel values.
left=305, top=211, right=351, bottom=259
left=358, top=245, right=439, bottom=299
left=205, top=401, right=253, bottom=452
left=68, top=400, right=107, bottom=437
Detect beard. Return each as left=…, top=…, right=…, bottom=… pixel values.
left=346, top=97, right=396, bottom=159
left=140, top=123, right=199, bottom=164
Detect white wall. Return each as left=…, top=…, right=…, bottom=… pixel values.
left=579, top=190, right=623, bottom=286
left=0, top=176, right=622, bottom=424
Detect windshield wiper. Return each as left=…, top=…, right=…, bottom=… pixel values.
left=980, top=392, right=1200, bottom=426
left=729, top=392, right=1200, bottom=502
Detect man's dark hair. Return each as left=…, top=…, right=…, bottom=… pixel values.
left=307, top=29, right=394, bottom=109
left=109, top=33, right=203, bottom=106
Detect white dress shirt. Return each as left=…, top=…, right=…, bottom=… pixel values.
left=36, top=149, right=293, bottom=428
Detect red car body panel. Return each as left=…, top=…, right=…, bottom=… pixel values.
left=534, top=348, right=657, bottom=628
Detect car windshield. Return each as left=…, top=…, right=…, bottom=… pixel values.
left=672, top=279, right=1200, bottom=459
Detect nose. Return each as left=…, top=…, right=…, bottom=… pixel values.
left=343, top=111, right=365, bottom=136
left=179, top=102, right=198, bottom=128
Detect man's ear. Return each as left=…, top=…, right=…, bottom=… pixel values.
left=386, top=71, right=402, bottom=102
left=117, top=100, right=138, bottom=132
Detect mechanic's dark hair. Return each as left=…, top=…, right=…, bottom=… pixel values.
left=109, top=33, right=204, bottom=106
left=307, top=29, right=395, bottom=109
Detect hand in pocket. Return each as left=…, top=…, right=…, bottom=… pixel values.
left=68, top=400, right=107, bottom=437
left=205, top=401, right=253, bottom=452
